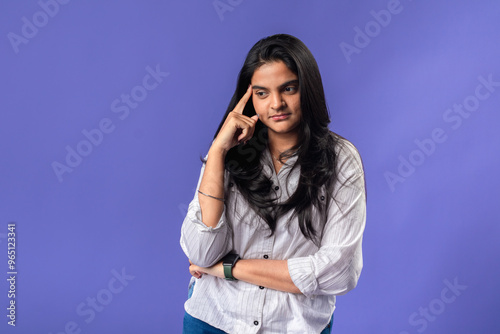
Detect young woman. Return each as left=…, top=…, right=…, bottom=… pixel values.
left=180, top=34, right=366, bottom=333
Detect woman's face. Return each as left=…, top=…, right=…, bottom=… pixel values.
left=251, top=61, right=302, bottom=138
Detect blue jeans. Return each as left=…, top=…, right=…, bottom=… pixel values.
left=183, top=280, right=334, bottom=333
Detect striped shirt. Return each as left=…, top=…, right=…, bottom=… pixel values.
left=180, top=136, right=366, bottom=333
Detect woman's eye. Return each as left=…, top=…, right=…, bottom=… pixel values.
left=255, top=91, right=267, bottom=97
left=285, top=86, right=297, bottom=93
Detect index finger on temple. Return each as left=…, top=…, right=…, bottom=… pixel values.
left=233, top=85, right=253, bottom=114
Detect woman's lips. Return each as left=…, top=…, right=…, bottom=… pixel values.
left=271, top=113, right=291, bottom=120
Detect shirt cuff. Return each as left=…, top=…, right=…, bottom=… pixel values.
left=288, top=256, right=318, bottom=297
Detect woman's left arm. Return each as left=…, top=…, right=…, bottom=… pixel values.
left=189, top=258, right=301, bottom=294
left=287, top=141, right=366, bottom=297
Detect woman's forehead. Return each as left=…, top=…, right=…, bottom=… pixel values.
left=251, top=61, right=298, bottom=87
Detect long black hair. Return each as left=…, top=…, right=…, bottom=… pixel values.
left=212, top=34, right=340, bottom=244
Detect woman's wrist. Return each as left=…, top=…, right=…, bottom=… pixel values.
left=208, top=145, right=227, bottom=159
left=209, top=142, right=228, bottom=158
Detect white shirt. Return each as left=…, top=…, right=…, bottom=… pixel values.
left=180, top=135, right=366, bottom=333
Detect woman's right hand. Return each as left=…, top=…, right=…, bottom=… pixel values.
left=197, top=86, right=257, bottom=228
left=212, top=85, right=259, bottom=153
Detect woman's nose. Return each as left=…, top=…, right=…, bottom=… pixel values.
left=271, top=94, right=285, bottom=110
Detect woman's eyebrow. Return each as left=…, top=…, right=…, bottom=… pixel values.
left=252, top=80, right=299, bottom=91
left=279, top=80, right=299, bottom=89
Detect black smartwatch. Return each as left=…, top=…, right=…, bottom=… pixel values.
left=222, top=253, right=240, bottom=281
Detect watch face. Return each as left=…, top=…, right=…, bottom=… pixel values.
left=224, top=254, right=239, bottom=265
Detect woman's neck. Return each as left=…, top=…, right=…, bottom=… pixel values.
left=267, top=131, right=299, bottom=157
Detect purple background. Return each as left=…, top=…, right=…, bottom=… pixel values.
left=1, top=1, right=499, bottom=333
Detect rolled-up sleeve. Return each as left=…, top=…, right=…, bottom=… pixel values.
left=288, top=141, right=366, bottom=297
left=180, top=161, right=233, bottom=268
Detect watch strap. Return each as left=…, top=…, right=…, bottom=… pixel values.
left=222, top=253, right=240, bottom=281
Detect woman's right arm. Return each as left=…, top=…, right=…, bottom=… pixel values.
left=180, top=85, right=258, bottom=267
left=196, top=145, right=227, bottom=228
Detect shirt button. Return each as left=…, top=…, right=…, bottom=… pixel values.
left=274, top=186, right=279, bottom=191
left=259, top=286, right=264, bottom=289
left=254, top=321, right=259, bottom=326
left=320, top=195, right=325, bottom=201
left=263, top=255, right=269, bottom=259
left=229, top=182, right=234, bottom=187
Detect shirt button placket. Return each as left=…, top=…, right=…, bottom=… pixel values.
left=257, top=227, right=273, bottom=329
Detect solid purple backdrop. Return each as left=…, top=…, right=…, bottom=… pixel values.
left=1, top=1, right=499, bottom=333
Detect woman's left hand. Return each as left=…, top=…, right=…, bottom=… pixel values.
left=189, top=260, right=224, bottom=279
